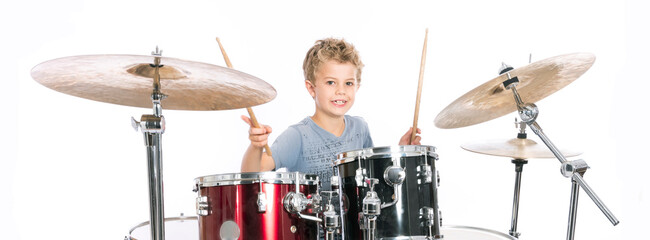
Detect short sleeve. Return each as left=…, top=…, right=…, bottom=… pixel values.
left=355, top=116, right=374, bottom=148
left=364, top=125, right=374, bottom=148
left=271, top=127, right=302, bottom=169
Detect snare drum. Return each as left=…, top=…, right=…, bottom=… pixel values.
left=334, top=145, right=440, bottom=239
left=125, top=215, right=198, bottom=240
left=194, top=172, right=320, bottom=240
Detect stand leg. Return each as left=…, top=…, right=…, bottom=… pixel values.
left=509, top=159, right=527, bottom=238
left=145, top=132, right=165, bottom=240
left=567, top=178, right=580, bottom=240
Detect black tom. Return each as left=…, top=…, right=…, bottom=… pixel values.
left=333, top=145, right=441, bottom=239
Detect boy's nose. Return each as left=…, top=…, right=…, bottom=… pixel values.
left=336, top=85, right=346, bottom=95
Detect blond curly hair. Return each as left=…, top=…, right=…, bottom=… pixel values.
left=302, top=38, right=364, bottom=84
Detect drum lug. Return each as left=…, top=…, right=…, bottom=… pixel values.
left=196, top=196, right=210, bottom=216
left=417, top=164, right=433, bottom=184
left=355, top=168, right=367, bottom=187
left=257, top=180, right=268, bottom=212
left=420, top=207, right=443, bottom=239
left=257, top=192, right=267, bottom=212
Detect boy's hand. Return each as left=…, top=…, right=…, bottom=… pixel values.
left=241, top=115, right=272, bottom=148
left=399, top=127, right=421, bottom=145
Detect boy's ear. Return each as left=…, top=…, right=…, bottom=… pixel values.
left=305, top=80, right=316, bottom=98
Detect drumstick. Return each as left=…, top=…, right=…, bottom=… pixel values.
left=411, top=29, right=428, bottom=144
left=216, top=37, right=273, bottom=156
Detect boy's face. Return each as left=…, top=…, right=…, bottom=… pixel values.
left=306, top=60, right=359, bottom=119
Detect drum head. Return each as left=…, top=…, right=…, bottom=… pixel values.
left=335, top=145, right=437, bottom=166
left=194, top=171, right=319, bottom=188
left=127, top=216, right=198, bottom=240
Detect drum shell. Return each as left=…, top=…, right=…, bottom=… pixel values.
left=195, top=172, right=319, bottom=240
left=334, top=145, right=438, bottom=239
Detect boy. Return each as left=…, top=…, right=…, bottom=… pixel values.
left=241, top=38, right=420, bottom=190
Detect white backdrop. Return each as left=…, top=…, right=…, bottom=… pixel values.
left=2, top=0, right=648, bottom=239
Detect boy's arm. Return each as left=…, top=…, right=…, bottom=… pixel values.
left=399, top=127, right=422, bottom=145
left=241, top=115, right=276, bottom=172
left=241, top=144, right=275, bottom=172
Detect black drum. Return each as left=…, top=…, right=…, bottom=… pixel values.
left=333, top=145, right=441, bottom=239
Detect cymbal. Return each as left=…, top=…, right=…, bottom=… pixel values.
left=461, top=138, right=582, bottom=159
left=435, top=53, right=595, bottom=129
left=31, top=54, right=277, bottom=110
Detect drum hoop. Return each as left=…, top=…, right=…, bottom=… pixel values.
left=375, top=225, right=516, bottom=240
left=442, top=225, right=518, bottom=239
left=127, top=215, right=198, bottom=236
left=194, top=171, right=319, bottom=187
left=334, top=145, right=437, bottom=166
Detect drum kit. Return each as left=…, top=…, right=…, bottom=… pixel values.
left=31, top=38, right=619, bottom=240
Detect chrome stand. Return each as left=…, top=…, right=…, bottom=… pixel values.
left=567, top=175, right=581, bottom=240
left=500, top=64, right=619, bottom=240
left=508, top=158, right=527, bottom=238
left=131, top=48, right=167, bottom=240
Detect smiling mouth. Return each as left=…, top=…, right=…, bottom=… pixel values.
left=332, top=100, right=347, bottom=105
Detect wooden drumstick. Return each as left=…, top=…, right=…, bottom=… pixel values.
left=411, top=29, right=428, bottom=144
left=216, top=37, right=272, bottom=156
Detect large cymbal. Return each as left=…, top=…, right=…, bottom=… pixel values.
left=461, top=138, right=582, bottom=159
left=31, top=54, right=277, bottom=110
left=435, top=53, right=595, bottom=129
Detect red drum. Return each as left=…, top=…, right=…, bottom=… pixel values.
left=194, top=172, right=320, bottom=240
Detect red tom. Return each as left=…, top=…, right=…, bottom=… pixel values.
left=194, top=172, right=320, bottom=240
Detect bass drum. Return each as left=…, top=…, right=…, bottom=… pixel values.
left=125, top=215, right=198, bottom=240
left=439, top=226, right=517, bottom=240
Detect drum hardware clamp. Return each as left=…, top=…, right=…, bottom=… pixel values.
left=361, top=178, right=381, bottom=240
left=321, top=191, right=340, bottom=240
left=382, top=164, right=405, bottom=208
left=283, top=173, right=323, bottom=223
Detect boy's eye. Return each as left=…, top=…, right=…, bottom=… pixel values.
left=326, top=81, right=335, bottom=85
left=346, top=82, right=355, bottom=86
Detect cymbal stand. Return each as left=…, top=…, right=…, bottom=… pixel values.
left=508, top=119, right=528, bottom=238
left=500, top=65, right=619, bottom=240
left=131, top=47, right=168, bottom=240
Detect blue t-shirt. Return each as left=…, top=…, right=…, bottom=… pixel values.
left=271, top=115, right=373, bottom=190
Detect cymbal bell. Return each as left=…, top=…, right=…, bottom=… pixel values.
left=461, top=137, right=582, bottom=159
left=31, top=54, right=277, bottom=110
left=435, top=53, right=595, bottom=129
